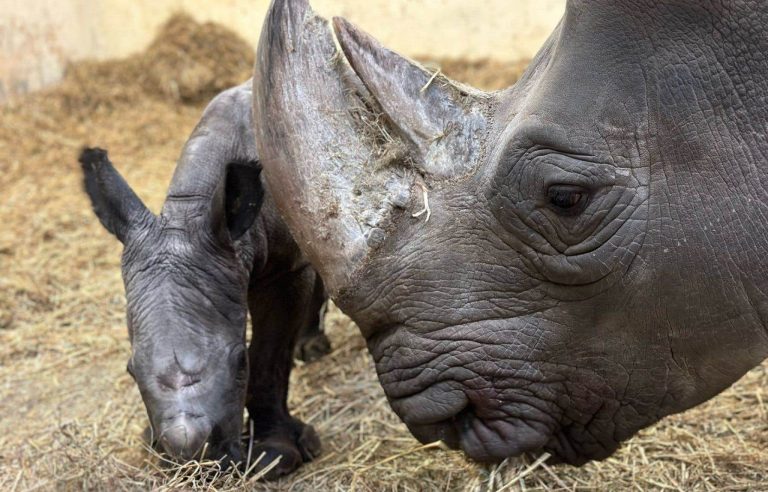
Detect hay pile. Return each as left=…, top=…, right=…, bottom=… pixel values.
left=0, top=13, right=766, bottom=491
left=38, top=13, right=254, bottom=118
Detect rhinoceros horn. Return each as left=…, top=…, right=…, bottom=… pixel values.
left=253, top=0, right=489, bottom=295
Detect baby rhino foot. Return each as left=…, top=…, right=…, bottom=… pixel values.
left=294, top=331, right=331, bottom=362
left=248, top=417, right=321, bottom=480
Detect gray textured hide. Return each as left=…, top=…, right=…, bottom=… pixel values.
left=254, top=0, right=768, bottom=465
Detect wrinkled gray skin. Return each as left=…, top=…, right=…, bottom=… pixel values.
left=80, top=82, right=328, bottom=478
left=254, top=0, right=768, bottom=464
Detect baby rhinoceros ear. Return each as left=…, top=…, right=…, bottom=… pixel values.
left=211, top=160, right=264, bottom=243
left=79, top=147, right=154, bottom=244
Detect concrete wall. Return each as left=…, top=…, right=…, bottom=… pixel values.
left=0, top=0, right=565, bottom=102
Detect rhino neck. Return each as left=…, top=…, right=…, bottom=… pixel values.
left=158, top=82, right=263, bottom=276
left=162, top=81, right=258, bottom=226
left=162, top=132, right=229, bottom=216
left=160, top=130, right=231, bottom=233
left=563, top=0, right=768, bottom=62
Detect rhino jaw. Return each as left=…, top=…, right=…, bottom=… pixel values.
left=252, top=0, right=489, bottom=296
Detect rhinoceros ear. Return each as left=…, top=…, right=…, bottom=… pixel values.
left=209, top=160, right=264, bottom=243
left=80, top=147, right=153, bottom=244
left=332, top=17, right=487, bottom=178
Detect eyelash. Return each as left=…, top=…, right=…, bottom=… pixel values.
left=547, top=185, right=590, bottom=216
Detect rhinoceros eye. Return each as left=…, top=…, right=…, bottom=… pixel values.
left=547, top=185, right=589, bottom=216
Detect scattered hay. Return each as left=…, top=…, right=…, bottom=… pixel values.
left=0, top=13, right=766, bottom=492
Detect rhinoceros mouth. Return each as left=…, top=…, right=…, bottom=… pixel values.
left=398, top=392, right=619, bottom=464
left=366, top=317, right=624, bottom=464
left=403, top=402, right=555, bottom=463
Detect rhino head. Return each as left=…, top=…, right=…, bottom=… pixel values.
left=81, top=85, right=262, bottom=464
left=253, top=0, right=768, bottom=464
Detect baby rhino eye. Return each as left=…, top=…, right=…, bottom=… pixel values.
left=547, top=185, right=590, bottom=216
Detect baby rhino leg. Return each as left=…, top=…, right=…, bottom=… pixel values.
left=293, top=275, right=331, bottom=362
left=245, top=266, right=324, bottom=479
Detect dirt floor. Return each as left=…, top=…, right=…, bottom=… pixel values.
left=1, top=15, right=767, bottom=492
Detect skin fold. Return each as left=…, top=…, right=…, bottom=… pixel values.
left=81, top=82, right=329, bottom=478
left=253, top=0, right=768, bottom=464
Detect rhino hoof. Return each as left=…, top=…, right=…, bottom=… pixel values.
left=248, top=419, right=321, bottom=480
left=294, top=332, right=331, bottom=362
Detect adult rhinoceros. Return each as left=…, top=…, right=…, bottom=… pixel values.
left=252, top=0, right=768, bottom=464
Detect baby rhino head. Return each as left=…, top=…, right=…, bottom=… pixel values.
left=80, top=83, right=265, bottom=466
left=81, top=146, right=263, bottom=464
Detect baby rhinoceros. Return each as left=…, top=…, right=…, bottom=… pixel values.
left=80, top=81, right=329, bottom=478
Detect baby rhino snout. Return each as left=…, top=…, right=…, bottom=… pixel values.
left=159, top=413, right=212, bottom=460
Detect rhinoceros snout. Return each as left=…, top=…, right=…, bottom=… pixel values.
left=158, top=413, right=212, bottom=460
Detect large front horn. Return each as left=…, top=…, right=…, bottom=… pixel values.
left=253, top=0, right=489, bottom=295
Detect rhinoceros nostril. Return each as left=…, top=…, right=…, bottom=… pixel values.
left=453, top=403, right=476, bottom=432
left=159, top=414, right=211, bottom=460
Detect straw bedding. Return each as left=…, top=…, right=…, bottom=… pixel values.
left=0, top=14, right=766, bottom=491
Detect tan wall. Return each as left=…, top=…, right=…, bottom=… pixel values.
left=0, top=0, right=565, bottom=102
